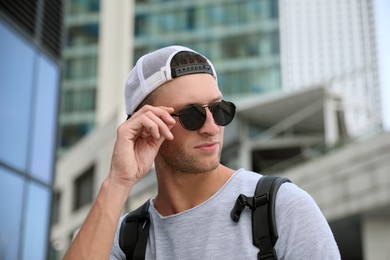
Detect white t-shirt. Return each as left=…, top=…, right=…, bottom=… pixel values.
left=111, top=169, right=340, bottom=259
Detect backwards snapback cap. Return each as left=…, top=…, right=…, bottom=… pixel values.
left=124, top=45, right=218, bottom=116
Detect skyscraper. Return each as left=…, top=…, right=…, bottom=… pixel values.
left=279, top=0, right=381, bottom=136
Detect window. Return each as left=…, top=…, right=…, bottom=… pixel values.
left=135, top=14, right=147, bottom=36
left=67, top=24, right=99, bottom=47
left=186, top=7, right=196, bottom=30
left=68, top=0, right=100, bottom=15
left=61, top=88, right=96, bottom=113
left=30, top=54, right=60, bottom=184
left=0, top=168, right=24, bottom=259
left=51, top=191, right=61, bottom=225
left=268, top=0, right=278, bottom=19
left=22, top=182, right=51, bottom=260
left=60, top=122, right=95, bottom=149
left=73, top=165, right=94, bottom=210
left=65, top=56, right=97, bottom=79
left=0, top=21, right=35, bottom=171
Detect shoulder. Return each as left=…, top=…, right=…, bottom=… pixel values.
left=277, top=182, right=314, bottom=206
left=276, top=181, right=326, bottom=222
left=274, top=182, right=341, bottom=258
left=275, top=182, right=325, bottom=228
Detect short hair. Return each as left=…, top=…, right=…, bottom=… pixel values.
left=134, top=51, right=209, bottom=111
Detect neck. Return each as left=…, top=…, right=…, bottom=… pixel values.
left=153, top=164, right=234, bottom=216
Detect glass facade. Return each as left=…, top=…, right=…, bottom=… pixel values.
left=67, top=0, right=100, bottom=15
left=0, top=18, right=60, bottom=260
left=134, top=0, right=280, bottom=99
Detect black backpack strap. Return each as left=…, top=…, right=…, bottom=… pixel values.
left=253, top=176, right=290, bottom=260
left=119, top=200, right=151, bottom=260
left=230, top=176, right=291, bottom=260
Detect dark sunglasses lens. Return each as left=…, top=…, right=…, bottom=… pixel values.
left=180, top=105, right=206, bottom=131
left=212, top=101, right=236, bottom=126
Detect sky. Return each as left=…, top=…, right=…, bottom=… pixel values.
left=375, top=0, right=390, bottom=131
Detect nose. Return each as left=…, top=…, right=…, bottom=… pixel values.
left=199, top=108, right=220, bottom=135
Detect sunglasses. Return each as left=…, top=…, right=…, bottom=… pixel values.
left=170, top=100, right=236, bottom=131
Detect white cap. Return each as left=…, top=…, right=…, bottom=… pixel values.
left=124, top=45, right=217, bottom=115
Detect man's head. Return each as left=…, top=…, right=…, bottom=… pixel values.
left=124, top=46, right=235, bottom=173
left=124, top=45, right=217, bottom=116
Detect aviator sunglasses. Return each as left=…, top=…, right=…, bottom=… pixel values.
left=170, top=100, right=236, bottom=131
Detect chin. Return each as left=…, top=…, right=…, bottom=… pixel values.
left=187, top=160, right=220, bottom=174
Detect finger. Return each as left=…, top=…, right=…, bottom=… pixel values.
left=131, top=106, right=175, bottom=138
left=141, top=111, right=175, bottom=140
left=133, top=105, right=175, bottom=121
left=139, top=115, right=162, bottom=139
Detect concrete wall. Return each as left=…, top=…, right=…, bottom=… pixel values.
left=279, top=131, right=390, bottom=259
left=279, top=132, right=390, bottom=221
left=51, top=116, right=116, bottom=253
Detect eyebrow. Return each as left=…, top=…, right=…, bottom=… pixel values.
left=174, top=97, right=223, bottom=111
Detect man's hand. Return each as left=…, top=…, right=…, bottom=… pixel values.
left=109, top=105, right=176, bottom=189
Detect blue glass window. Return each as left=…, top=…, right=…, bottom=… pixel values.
left=0, top=167, right=24, bottom=260
left=22, top=182, right=51, bottom=260
left=0, top=22, right=35, bottom=171
left=30, top=54, right=60, bottom=184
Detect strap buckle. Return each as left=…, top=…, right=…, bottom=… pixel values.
left=258, top=249, right=277, bottom=260
left=230, top=193, right=270, bottom=222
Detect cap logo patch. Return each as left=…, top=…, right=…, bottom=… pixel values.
left=171, top=64, right=213, bottom=78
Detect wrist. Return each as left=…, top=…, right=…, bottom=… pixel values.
left=98, top=176, right=134, bottom=210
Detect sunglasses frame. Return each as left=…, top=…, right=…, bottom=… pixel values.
left=170, top=100, right=236, bottom=131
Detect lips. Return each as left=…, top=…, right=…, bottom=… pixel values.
left=195, top=142, right=219, bottom=151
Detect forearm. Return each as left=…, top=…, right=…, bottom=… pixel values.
left=64, top=176, right=132, bottom=260
left=63, top=106, right=173, bottom=259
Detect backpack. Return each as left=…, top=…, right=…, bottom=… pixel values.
left=119, top=176, right=290, bottom=260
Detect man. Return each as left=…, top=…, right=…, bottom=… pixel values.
left=64, top=45, right=340, bottom=259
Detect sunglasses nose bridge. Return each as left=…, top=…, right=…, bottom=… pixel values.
left=198, top=105, right=214, bottom=123
left=205, top=105, right=223, bottom=127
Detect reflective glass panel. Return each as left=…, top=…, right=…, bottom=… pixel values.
left=0, top=21, right=35, bottom=170
left=0, top=167, right=24, bottom=260
left=30, top=54, right=60, bottom=184
left=22, top=182, right=51, bottom=260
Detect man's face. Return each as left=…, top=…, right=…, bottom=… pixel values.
left=153, top=73, right=224, bottom=174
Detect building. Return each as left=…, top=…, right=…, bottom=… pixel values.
left=57, top=0, right=100, bottom=154
left=0, top=1, right=63, bottom=259
left=279, top=0, right=382, bottom=137
left=51, top=1, right=388, bottom=259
